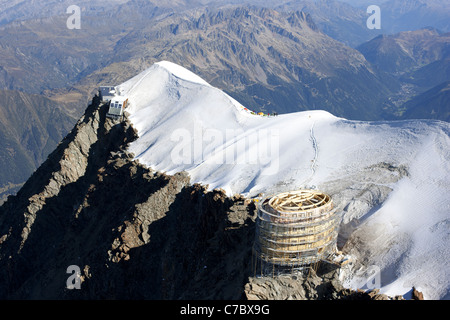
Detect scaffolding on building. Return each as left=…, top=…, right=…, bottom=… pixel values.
left=252, top=189, right=340, bottom=278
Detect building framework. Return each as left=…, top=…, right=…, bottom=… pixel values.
left=252, top=189, right=339, bottom=277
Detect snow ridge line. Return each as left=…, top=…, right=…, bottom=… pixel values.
left=310, top=120, right=318, bottom=176
left=301, top=120, right=318, bottom=187
left=124, top=67, right=156, bottom=96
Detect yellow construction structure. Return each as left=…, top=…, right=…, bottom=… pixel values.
left=252, top=189, right=339, bottom=277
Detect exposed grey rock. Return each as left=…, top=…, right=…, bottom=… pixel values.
left=244, top=269, right=405, bottom=301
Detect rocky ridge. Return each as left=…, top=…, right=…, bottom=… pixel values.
left=0, top=96, right=422, bottom=299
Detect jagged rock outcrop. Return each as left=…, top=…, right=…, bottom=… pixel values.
left=412, top=287, right=424, bottom=300
left=244, top=270, right=405, bottom=300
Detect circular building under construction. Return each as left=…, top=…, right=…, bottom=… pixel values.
left=252, top=189, right=339, bottom=277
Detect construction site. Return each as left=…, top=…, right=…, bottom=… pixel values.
left=252, top=189, right=347, bottom=277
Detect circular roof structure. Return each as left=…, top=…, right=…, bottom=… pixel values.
left=267, top=190, right=332, bottom=213
left=259, top=189, right=334, bottom=222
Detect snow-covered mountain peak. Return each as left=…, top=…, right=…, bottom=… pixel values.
left=155, top=60, right=212, bottom=87
left=115, top=61, right=449, bottom=300
left=117, top=61, right=341, bottom=194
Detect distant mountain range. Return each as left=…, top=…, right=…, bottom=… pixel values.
left=0, top=3, right=400, bottom=118
left=85, top=6, right=397, bottom=119
left=2, top=0, right=448, bottom=46
left=357, top=27, right=449, bottom=118
left=357, top=28, right=449, bottom=75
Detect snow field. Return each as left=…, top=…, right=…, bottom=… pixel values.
left=119, top=61, right=450, bottom=299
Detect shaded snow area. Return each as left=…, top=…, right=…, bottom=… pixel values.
left=117, top=61, right=450, bottom=300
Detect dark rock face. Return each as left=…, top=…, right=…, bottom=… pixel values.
left=0, top=96, right=257, bottom=299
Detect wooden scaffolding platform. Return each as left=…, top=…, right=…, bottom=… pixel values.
left=253, top=189, right=339, bottom=277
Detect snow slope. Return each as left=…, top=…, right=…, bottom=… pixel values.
left=117, top=61, right=450, bottom=300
